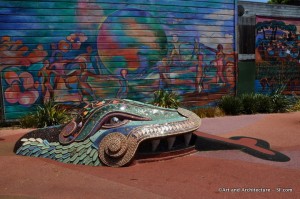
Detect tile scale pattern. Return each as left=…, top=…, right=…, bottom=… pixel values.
left=16, top=137, right=101, bottom=166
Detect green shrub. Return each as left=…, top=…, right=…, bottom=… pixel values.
left=192, top=107, right=225, bottom=118
left=240, top=93, right=258, bottom=114
left=218, top=92, right=295, bottom=115
left=0, top=121, right=20, bottom=128
left=20, top=99, right=71, bottom=128
left=288, top=99, right=300, bottom=112
left=152, top=90, right=180, bottom=108
left=218, top=95, right=243, bottom=115
left=254, top=94, right=273, bottom=113
left=19, top=114, right=37, bottom=128
left=270, top=93, right=291, bottom=113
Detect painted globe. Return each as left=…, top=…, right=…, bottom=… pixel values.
left=97, top=8, right=167, bottom=75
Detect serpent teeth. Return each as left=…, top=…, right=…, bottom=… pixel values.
left=167, top=137, right=176, bottom=150
left=151, top=139, right=160, bottom=152
left=22, top=141, right=31, bottom=146
left=28, top=138, right=36, bottom=142
left=36, top=138, right=43, bottom=143
left=184, top=133, right=192, bottom=146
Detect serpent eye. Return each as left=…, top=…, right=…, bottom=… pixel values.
left=101, top=113, right=151, bottom=129
left=110, top=117, right=121, bottom=124
left=102, top=116, right=128, bottom=129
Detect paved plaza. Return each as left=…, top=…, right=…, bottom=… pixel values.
left=0, top=112, right=299, bottom=199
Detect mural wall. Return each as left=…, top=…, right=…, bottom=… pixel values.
left=255, top=16, right=300, bottom=94
left=0, top=0, right=237, bottom=120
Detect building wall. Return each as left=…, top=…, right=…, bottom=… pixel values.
left=238, top=1, right=300, bottom=56
left=0, top=0, right=237, bottom=121
left=237, top=1, right=300, bottom=95
left=255, top=16, right=300, bottom=94
left=239, top=1, right=300, bottom=19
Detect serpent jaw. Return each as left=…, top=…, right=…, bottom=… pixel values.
left=94, top=105, right=201, bottom=167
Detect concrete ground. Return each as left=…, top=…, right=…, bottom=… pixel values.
left=0, top=112, right=299, bottom=199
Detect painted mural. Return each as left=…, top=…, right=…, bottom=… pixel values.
left=255, top=16, right=300, bottom=94
left=0, top=0, right=237, bottom=120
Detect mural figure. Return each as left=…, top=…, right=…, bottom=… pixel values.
left=116, top=69, right=129, bottom=98
left=157, top=58, right=171, bottom=90
left=213, top=44, right=226, bottom=84
left=49, top=53, right=74, bottom=91
left=50, top=42, right=66, bottom=64
left=66, top=62, right=98, bottom=102
left=191, top=37, right=204, bottom=93
left=38, top=60, right=56, bottom=103
left=168, top=34, right=182, bottom=66
left=68, top=46, right=99, bottom=102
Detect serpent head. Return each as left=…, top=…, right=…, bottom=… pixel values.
left=15, top=99, right=201, bottom=167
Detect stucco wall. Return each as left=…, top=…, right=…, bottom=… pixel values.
left=0, top=0, right=237, bottom=121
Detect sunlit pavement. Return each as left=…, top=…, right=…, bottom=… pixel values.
left=1, top=112, right=299, bottom=199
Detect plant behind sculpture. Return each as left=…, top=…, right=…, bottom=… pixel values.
left=254, top=94, right=273, bottom=113
left=20, top=99, right=70, bottom=128
left=270, top=94, right=291, bottom=113
left=218, top=95, right=243, bottom=115
left=192, top=107, right=225, bottom=118
left=288, top=99, right=300, bottom=112
left=152, top=90, right=180, bottom=108
left=240, top=93, right=259, bottom=114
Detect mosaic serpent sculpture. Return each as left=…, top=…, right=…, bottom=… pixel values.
left=14, top=99, right=290, bottom=167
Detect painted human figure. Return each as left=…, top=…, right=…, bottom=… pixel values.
left=49, top=43, right=62, bottom=63
left=169, top=34, right=182, bottom=65
left=279, top=44, right=287, bottom=58
left=49, top=53, right=73, bottom=90
left=38, top=60, right=57, bottom=102
left=278, top=44, right=288, bottom=64
left=207, top=43, right=226, bottom=83
left=75, top=46, right=93, bottom=64
left=74, top=61, right=97, bottom=102
left=191, top=37, right=201, bottom=59
left=192, top=37, right=204, bottom=93
left=267, top=43, right=275, bottom=56
left=158, top=58, right=170, bottom=89
left=65, top=46, right=99, bottom=102
left=215, top=44, right=226, bottom=83
left=116, top=69, right=128, bottom=98
left=290, top=47, right=299, bottom=60
left=260, top=77, right=275, bottom=92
